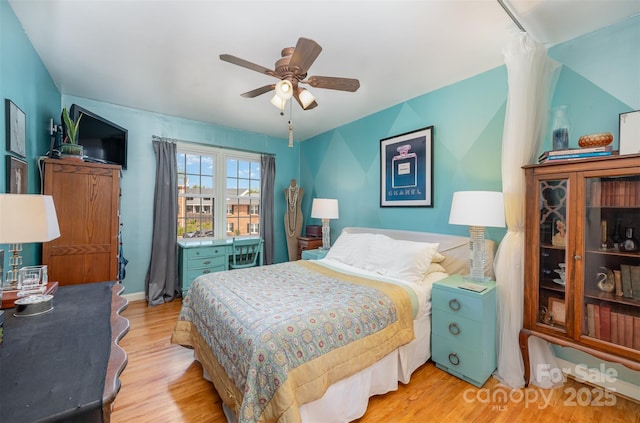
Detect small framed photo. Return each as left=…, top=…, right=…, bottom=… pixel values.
left=5, top=99, right=26, bottom=157
left=6, top=156, right=27, bottom=194
left=549, top=297, right=566, bottom=325
left=619, top=110, right=640, bottom=155
left=380, top=126, right=434, bottom=207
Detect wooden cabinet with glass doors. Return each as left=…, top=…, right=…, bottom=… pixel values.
left=520, top=154, right=640, bottom=384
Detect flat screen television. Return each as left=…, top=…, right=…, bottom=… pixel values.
left=60, top=104, right=128, bottom=169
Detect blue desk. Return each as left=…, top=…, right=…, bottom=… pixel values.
left=178, top=238, right=264, bottom=294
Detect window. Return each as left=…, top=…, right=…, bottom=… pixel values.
left=177, top=144, right=260, bottom=240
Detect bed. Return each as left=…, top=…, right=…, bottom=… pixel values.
left=171, top=227, right=496, bottom=423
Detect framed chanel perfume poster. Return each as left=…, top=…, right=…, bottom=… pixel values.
left=380, top=126, right=433, bottom=207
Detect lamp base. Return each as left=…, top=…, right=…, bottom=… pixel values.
left=468, top=225, right=488, bottom=281
left=321, top=218, right=331, bottom=250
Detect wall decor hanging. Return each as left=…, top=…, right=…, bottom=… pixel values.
left=380, top=126, right=433, bottom=207
left=6, top=156, right=27, bottom=194
left=5, top=99, right=26, bottom=157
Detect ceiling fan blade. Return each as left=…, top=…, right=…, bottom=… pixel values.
left=306, top=76, right=360, bottom=92
left=241, top=84, right=275, bottom=98
left=220, top=54, right=277, bottom=77
left=288, top=38, right=322, bottom=74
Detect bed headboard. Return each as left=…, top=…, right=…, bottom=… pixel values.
left=342, top=227, right=497, bottom=279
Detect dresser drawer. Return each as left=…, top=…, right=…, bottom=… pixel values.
left=187, top=254, right=226, bottom=269
left=187, top=265, right=225, bottom=282
left=432, top=334, right=492, bottom=386
left=432, top=286, right=483, bottom=321
left=185, top=246, right=226, bottom=260
left=432, top=310, right=483, bottom=346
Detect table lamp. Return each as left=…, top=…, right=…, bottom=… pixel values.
left=0, top=194, right=61, bottom=291
left=311, top=198, right=339, bottom=250
left=448, top=191, right=505, bottom=282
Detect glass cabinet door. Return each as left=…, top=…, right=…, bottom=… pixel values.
left=537, top=178, right=570, bottom=333
left=582, top=175, right=640, bottom=350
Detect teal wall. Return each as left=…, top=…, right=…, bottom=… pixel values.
left=299, top=67, right=507, bottom=243
left=62, top=95, right=296, bottom=295
left=0, top=0, right=61, bottom=271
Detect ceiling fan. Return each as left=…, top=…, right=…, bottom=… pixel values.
left=220, top=37, right=360, bottom=111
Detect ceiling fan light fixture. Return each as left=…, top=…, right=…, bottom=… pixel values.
left=275, top=80, right=294, bottom=100
left=270, top=94, right=287, bottom=110
left=298, top=89, right=316, bottom=109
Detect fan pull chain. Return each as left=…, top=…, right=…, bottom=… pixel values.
left=288, top=101, right=294, bottom=148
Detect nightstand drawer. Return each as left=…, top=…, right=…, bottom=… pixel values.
left=187, top=255, right=226, bottom=269
left=432, top=311, right=483, bottom=346
left=432, top=334, right=492, bottom=387
left=185, top=246, right=226, bottom=260
left=432, top=287, right=483, bottom=321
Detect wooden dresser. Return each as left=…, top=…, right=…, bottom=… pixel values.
left=42, top=159, right=121, bottom=285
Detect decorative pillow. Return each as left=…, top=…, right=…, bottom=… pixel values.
left=365, top=235, right=439, bottom=284
left=426, top=262, right=446, bottom=274
left=431, top=252, right=446, bottom=263
left=324, top=232, right=374, bottom=269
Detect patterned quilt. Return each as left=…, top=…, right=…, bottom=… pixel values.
left=172, top=260, right=415, bottom=423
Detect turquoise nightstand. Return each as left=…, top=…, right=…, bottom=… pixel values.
left=301, top=248, right=328, bottom=260
left=431, top=275, right=497, bottom=388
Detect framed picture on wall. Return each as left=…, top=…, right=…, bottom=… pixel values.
left=6, top=156, right=27, bottom=194
left=619, top=110, right=640, bottom=155
left=5, top=99, right=26, bottom=157
left=380, top=126, right=434, bottom=207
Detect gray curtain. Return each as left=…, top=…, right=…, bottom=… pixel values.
left=145, top=140, right=179, bottom=305
left=260, top=154, right=275, bottom=265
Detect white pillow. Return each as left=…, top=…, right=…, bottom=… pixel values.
left=365, top=235, right=439, bottom=284
left=324, top=232, right=374, bottom=269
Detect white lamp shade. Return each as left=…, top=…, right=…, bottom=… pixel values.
left=0, top=194, right=61, bottom=243
left=311, top=198, right=339, bottom=219
left=270, top=94, right=287, bottom=110
left=448, top=191, right=505, bottom=228
left=275, top=80, right=294, bottom=100
left=298, top=89, right=316, bottom=109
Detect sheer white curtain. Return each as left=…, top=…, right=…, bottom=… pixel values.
left=493, top=32, right=560, bottom=388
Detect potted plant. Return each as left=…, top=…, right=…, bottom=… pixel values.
left=60, top=107, right=83, bottom=158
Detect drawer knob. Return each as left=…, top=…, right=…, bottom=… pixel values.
left=448, top=298, right=461, bottom=311
left=203, top=260, right=211, bottom=265
left=448, top=322, right=461, bottom=336
left=448, top=353, right=460, bottom=366
left=202, top=269, right=211, bottom=274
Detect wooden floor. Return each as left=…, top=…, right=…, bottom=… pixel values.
left=110, top=299, right=640, bottom=423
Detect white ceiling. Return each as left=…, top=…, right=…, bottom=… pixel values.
left=8, top=1, right=640, bottom=142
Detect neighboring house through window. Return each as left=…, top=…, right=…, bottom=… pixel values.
left=176, top=144, right=261, bottom=240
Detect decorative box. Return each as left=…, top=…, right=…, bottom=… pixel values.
left=306, top=225, right=322, bottom=238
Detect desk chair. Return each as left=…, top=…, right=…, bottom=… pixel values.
left=230, top=238, right=263, bottom=270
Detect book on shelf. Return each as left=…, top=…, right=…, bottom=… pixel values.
left=634, top=317, right=640, bottom=350
left=594, top=305, right=601, bottom=339
left=539, top=151, right=613, bottom=163
left=599, top=304, right=611, bottom=342
left=624, top=314, right=634, bottom=348
left=538, top=146, right=614, bottom=163
left=589, top=178, right=640, bottom=207
left=630, top=265, right=640, bottom=300
left=586, top=303, right=596, bottom=337
left=617, top=312, right=625, bottom=345
left=620, top=265, right=633, bottom=298
left=610, top=312, right=619, bottom=344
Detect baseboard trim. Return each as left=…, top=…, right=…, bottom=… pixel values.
left=556, top=358, right=640, bottom=403
left=122, top=291, right=145, bottom=303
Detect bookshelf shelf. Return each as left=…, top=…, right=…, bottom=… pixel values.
left=521, top=154, right=640, bottom=384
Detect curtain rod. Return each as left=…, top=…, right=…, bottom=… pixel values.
left=497, top=0, right=526, bottom=32
left=152, top=135, right=275, bottom=157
